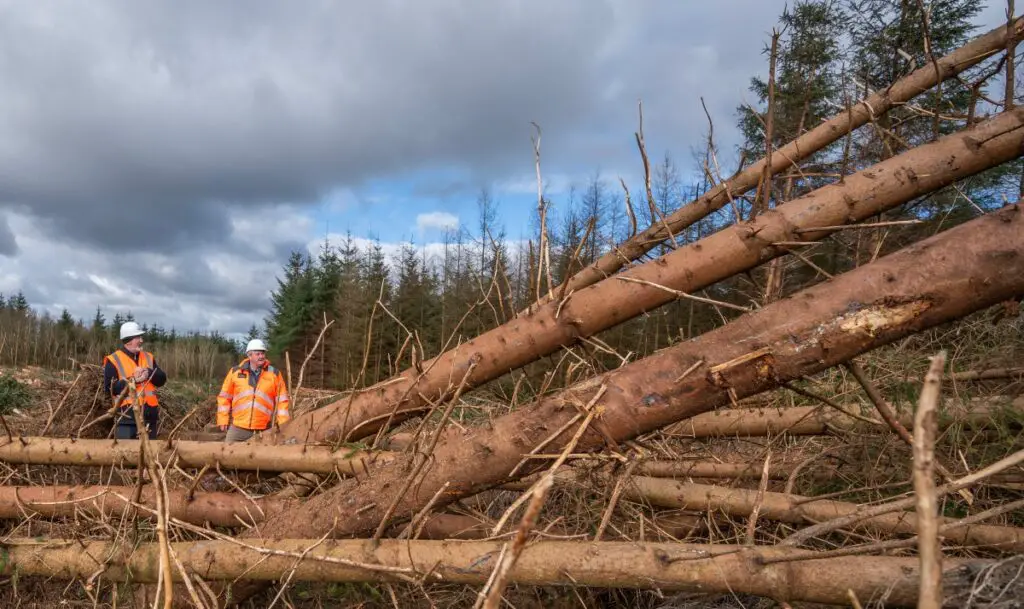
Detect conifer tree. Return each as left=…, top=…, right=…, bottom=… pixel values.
left=739, top=0, right=847, bottom=213
left=265, top=250, right=315, bottom=362
left=360, top=239, right=397, bottom=383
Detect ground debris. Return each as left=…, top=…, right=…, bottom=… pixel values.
left=944, top=555, right=1024, bottom=609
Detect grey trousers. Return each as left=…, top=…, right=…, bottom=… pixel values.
left=224, top=425, right=259, bottom=443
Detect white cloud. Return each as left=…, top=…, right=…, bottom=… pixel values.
left=416, top=211, right=459, bottom=233
left=228, top=206, right=313, bottom=257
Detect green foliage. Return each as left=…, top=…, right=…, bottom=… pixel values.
left=846, top=0, right=982, bottom=164
left=266, top=250, right=316, bottom=359
left=738, top=0, right=848, bottom=215
left=0, top=375, right=30, bottom=415
left=0, top=299, right=240, bottom=380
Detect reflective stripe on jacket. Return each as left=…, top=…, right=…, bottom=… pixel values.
left=216, top=359, right=290, bottom=430
left=104, top=350, right=159, bottom=407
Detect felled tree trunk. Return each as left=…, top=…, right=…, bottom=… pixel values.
left=384, top=402, right=1015, bottom=449
left=499, top=462, right=790, bottom=490
left=0, top=437, right=384, bottom=474
left=0, top=538, right=995, bottom=607
left=623, top=477, right=1024, bottom=552
left=0, top=485, right=292, bottom=527
left=267, top=107, right=1024, bottom=448
left=257, top=204, right=1024, bottom=541
left=4, top=401, right=1012, bottom=472
left=665, top=402, right=1018, bottom=438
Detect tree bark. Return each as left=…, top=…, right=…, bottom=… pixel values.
left=0, top=538, right=994, bottom=607
left=622, top=477, right=1024, bottom=552
left=266, top=107, right=1024, bottom=447
left=0, top=437, right=386, bottom=474
left=0, top=485, right=498, bottom=539
left=0, top=485, right=292, bottom=527
left=384, top=402, right=1017, bottom=449
left=397, top=513, right=492, bottom=540
left=664, top=402, right=1018, bottom=438
left=499, top=461, right=791, bottom=489
left=4, top=400, right=1013, bottom=472
left=257, top=204, right=1024, bottom=541
left=946, top=367, right=1024, bottom=381
left=632, top=461, right=790, bottom=480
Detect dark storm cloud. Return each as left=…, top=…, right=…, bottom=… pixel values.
left=0, top=1, right=1005, bottom=335
left=0, top=1, right=619, bottom=253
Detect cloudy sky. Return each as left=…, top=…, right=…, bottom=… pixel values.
left=0, top=1, right=1010, bottom=338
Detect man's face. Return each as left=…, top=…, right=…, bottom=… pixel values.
left=124, top=336, right=143, bottom=353
left=248, top=350, right=267, bottom=369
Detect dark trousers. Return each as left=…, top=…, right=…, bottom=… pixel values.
left=115, top=405, right=159, bottom=440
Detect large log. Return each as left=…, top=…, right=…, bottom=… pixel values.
left=499, top=462, right=791, bottom=490
left=540, top=19, right=1024, bottom=300
left=384, top=402, right=1018, bottom=449
left=0, top=485, right=487, bottom=538
left=0, top=538, right=995, bottom=607
left=0, top=437, right=385, bottom=474
left=0, top=485, right=289, bottom=527
left=666, top=401, right=1020, bottom=438
left=266, top=107, right=1024, bottom=447
left=4, top=399, right=1012, bottom=473
left=623, top=477, right=1024, bottom=552
left=257, top=203, right=1024, bottom=541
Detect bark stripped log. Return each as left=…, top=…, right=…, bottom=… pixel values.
left=267, top=107, right=1024, bottom=447
left=534, top=18, right=1024, bottom=300
left=623, top=477, right=1024, bottom=552
left=257, top=204, right=1024, bottom=541
left=0, top=538, right=994, bottom=607
left=0, top=437, right=385, bottom=474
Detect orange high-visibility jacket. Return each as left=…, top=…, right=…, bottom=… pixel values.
left=216, top=360, right=290, bottom=430
left=104, top=350, right=159, bottom=407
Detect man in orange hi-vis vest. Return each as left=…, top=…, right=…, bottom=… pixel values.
left=103, top=321, right=168, bottom=439
left=216, top=338, right=291, bottom=443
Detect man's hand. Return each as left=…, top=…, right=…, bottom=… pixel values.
left=133, top=368, right=150, bottom=382
left=219, top=425, right=228, bottom=432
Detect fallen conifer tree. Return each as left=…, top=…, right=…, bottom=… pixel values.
left=253, top=203, right=1024, bottom=542
left=0, top=537, right=1002, bottom=607
left=622, top=477, right=1024, bottom=552
left=0, top=437, right=383, bottom=474
left=267, top=106, right=1024, bottom=448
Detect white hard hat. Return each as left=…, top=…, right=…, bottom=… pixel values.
left=120, top=321, right=144, bottom=340
left=245, top=338, right=267, bottom=353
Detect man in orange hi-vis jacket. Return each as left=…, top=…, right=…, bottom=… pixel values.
left=104, top=321, right=168, bottom=440
left=216, top=338, right=290, bottom=443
